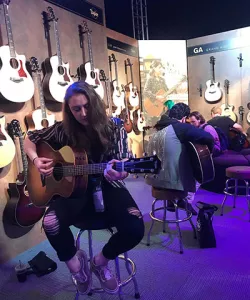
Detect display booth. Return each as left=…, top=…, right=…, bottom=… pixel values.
left=1, top=0, right=250, bottom=263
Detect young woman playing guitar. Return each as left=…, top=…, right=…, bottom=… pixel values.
left=24, top=81, right=144, bottom=295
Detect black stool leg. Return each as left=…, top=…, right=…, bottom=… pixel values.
left=175, top=207, right=184, bottom=254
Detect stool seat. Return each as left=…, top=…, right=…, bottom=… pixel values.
left=74, top=215, right=115, bottom=231
left=152, top=187, right=187, bottom=200
left=226, top=166, right=250, bottom=180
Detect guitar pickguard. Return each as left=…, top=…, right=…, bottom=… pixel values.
left=18, top=60, right=27, bottom=78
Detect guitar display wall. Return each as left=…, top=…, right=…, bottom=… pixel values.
left=187, top=26, right=250, bottom=131
left=0, top=0, right=140, bottom=263
left=106, top=29, right=142, bottom=157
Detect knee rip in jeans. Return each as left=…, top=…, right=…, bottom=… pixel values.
left=43, top=211, right=60, bottom=236
left=127, top=207, right=142, bottom=219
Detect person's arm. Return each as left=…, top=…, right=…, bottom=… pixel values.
left=24, top=137, right=38, bottom=162
left=173, top=123, right=214, bottom=152
left=203, top=125, right=221, bottom=156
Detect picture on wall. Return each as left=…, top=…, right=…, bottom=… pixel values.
left=138, top=40, right=188, bottom=130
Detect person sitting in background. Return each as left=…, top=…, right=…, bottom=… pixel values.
left=147, top=103, right=214, bottom=216
left=189, top=111, right=221, bottom=157
left=208, top=106, right=243, bottom=140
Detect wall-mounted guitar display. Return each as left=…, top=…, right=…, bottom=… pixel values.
left=221, top=79, right=236, bottom=121
left=0, top=115, right=16, bottom=168
left=77, top=21, right=104, bottom=99
left=204, top=56, right=222, bottom=103
left=42, top=7, right=73, bottom=103
left=25, top=57, right=55, bottom=131
left=0, top=0, right=35, bottom=103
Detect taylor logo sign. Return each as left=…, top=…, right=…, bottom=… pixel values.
left=44, top=0, right=103, bottom=25
left=90, top=8, right=98, bottom=19
left=193, top=47, right=203, bottom=54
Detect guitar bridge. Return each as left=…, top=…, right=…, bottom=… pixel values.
left=58, top=81, right=68, bottom=86
left=10, top=77, right=24, bottom=83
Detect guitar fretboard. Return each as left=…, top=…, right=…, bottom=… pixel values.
left=35, top=72, right=47, bottom=119
left=53, top=21, right=63, bottom=66
left=87, top=31, right=94, bottom=72
left=3, top=3, right=16, bottom=58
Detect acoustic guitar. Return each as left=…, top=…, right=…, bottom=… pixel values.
left=0, top=115, right=16, bottom=168
left=126, top=58, right=139, bottom=107
left=0, top=0, right=34, bottom=103
left=109, top=53, right=125, bottom=113
left=221, top=79, right=236, bottom=121
left=204, top=56, right=222, bottom=103
left=42, top=7, right=74, bottom=103
left=123, top=83, right=133, bottom=133
left=25, top=57, right=55, bottom=131
left=6, top=120, right=45, bottom=227
left=77, top=21, right=104, bottom=99
left=132, top=93, right=146, bottom=134
left=27, top=141, right=161, bottom=207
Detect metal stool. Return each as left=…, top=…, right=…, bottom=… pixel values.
left=74, top=220, right=140, bottom=300
left=147, top=187, right=197, bottom=254
left=221, top=166, right=250, bottom=221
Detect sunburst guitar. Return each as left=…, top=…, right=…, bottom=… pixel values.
left=0, top=0, right=34, bottom=103
left=42, top=7, right=73, bottom=103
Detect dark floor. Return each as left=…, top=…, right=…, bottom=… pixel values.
left=1, top=176, right=250, bottom=300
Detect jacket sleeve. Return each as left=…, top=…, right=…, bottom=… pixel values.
left=173, top=123, right=215, bottom=153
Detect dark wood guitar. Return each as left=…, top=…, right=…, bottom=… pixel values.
left=6, top=120, right=45, bottom=227
left=186, top=142, right=215, bottom=184
left=27, top=142, right=161, bottom=207
left=42, top=7, right=73, bottom=103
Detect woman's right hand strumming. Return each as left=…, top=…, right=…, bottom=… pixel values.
left=33, top=157, right=54, bottom=176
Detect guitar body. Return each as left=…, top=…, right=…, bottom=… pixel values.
left=6, top=182, right=45, bottom=227
left=123, top=113, right=133, bottom=133
left=25, top=108, right=55, bottom=131
left=0, top=116, right=16, bottom=168
left=144, top=89, right=164, bottom=117
left=204, top=80, right=222, bottom=102
left=0, top=46, right=35, bottom=103
left=78, top=62, right=104, bottom=99
left=27, top=142, right=88, bottom=207
left=42, top=56, right=73, bottom=103
left=132, top=109, right=146, bottom=134
left=186, top=142, right=215, bottom=184
left=128, top=82, right=139, bottom=107
left=112, top=80, right=125, bottom=108
left=220, top=104, right=237, bottom=121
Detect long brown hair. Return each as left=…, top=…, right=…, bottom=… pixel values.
left=63, top=81, right=112, bottom=152
left=189, top=111, right=206, bottom=125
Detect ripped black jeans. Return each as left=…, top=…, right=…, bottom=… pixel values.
left=43, top=180, right=145, bottom=262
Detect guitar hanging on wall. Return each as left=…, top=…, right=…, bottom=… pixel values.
left=132, top=94, right=146, bottom=134
left=5, top=119, right=45, bottom=227
left=126, top=58, right=139, bottom=107
left=220, top=79, right=236, bottom=121
left=204, top=56, right=222, bottom=102
left=0, top=0, right=34, bottom=103
left=77, top=21, right=104, bottom=99
left=0, top=115, right=16, bottom=168
left=42, top=7, right=74, bottom=103
left=25, top=57, right=55, bottom=131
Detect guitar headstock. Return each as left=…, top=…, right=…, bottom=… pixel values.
left=30, top=57, right=41, bottom=73
left=123, top=155, right=161, bottom=174
left=0, top=0, right=10, bottom=5
left=239, top=105, right=244, bottom=116
left=82, top=21, right=91, bottom=34
left=209, top=56, right=215, bottom=65
left=111, top=53, right=117, bottom=62
left=99, top=70, right=107, bottom=82
left=10, top=119, right=22, bottom=139
left=224, top=79, right=230, bottom=94
left=127, top=58, right=133, bottom=66
left=47, top=6, right=58, bottom=21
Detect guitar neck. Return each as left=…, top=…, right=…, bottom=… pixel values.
left=210, top=62, right=215, bottom=82
left=114, top=60, right=119, bottom=87
left=105, top=79, right=113, bottom=116
left=3, top=3, right=16, bottom=58
left=130, top=64, right=134, bottom=86
left=87, top=32, right=94, bottom=71
left=18, top=134, right=28, bottom=182
left=53, top=21, right=63, bottom=66
left=35, top=71, right=47, bottom=119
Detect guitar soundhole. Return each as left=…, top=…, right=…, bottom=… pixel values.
left=58, top=66, right=65, bottom=75
left=53, top=163, right=63, bottom=181
left=41, top=119, right=49, bottom=129
left=10, top=58, right=19, bottom=69
left=90, top=71, right=95, bottom=79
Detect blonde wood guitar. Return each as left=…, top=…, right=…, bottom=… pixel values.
left=221, top=79, right=236, bottom=121
left=0, top=115, right=16, bottom=168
